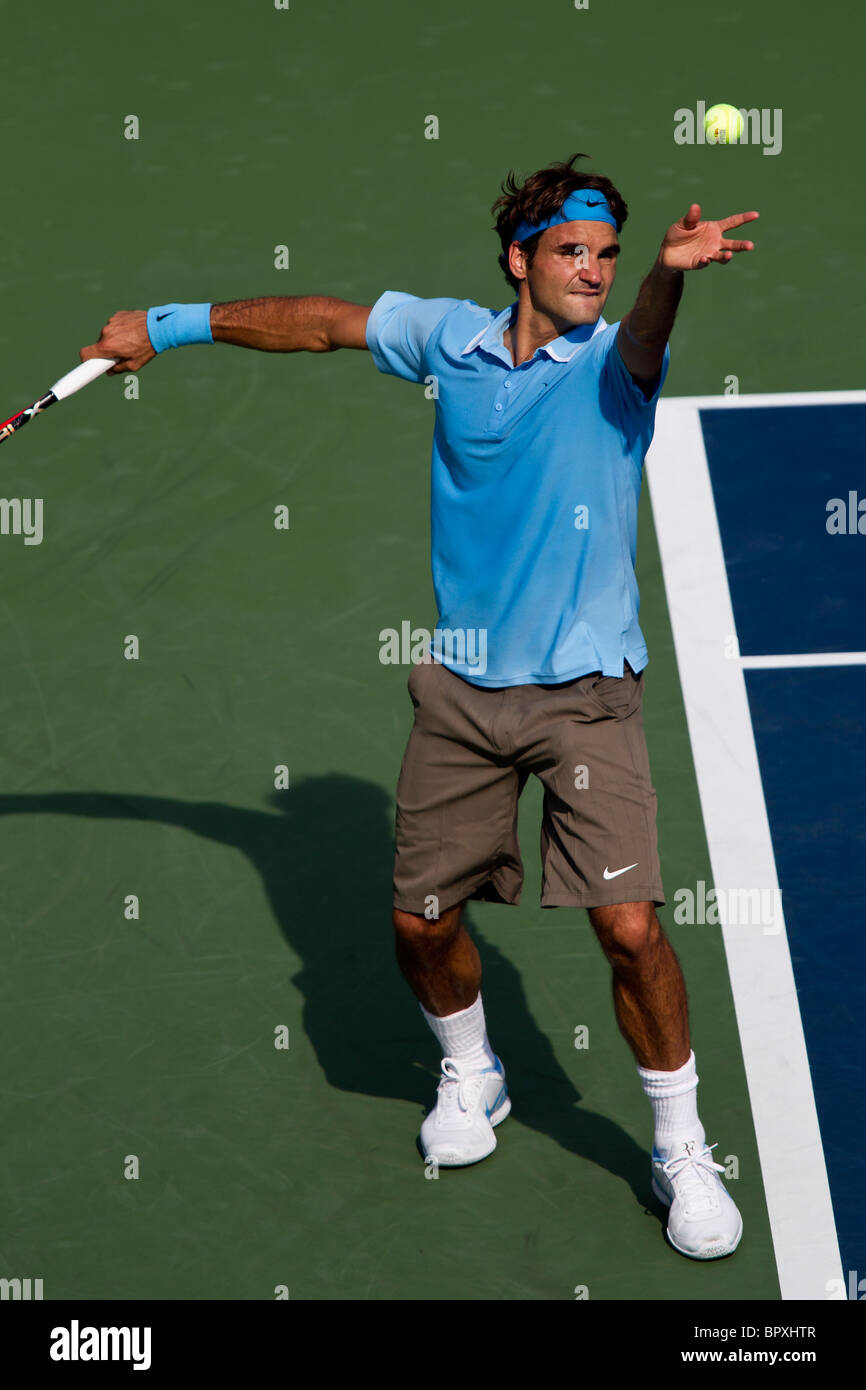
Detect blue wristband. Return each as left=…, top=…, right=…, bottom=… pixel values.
left=146, top=302, right=214, bottom=353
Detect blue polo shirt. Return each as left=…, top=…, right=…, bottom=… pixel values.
left=366, top=291, right=670, bottom=687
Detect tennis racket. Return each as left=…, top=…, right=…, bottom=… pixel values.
left=0, top=357, right=116, bottom=446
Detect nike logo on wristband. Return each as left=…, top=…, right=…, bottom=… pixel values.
left=155, top=312, right=174, bottom=321
left=603, top=863, right=639, bottom=880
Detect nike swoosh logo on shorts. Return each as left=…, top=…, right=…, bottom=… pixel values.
left=603, top=863, right=639, bottom=879
left=156, top=312, right=174, bottom=321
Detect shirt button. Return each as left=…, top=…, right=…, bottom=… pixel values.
left=494, top=403, right=503, bottom=411
left=504, top=380, right=512, bottom=388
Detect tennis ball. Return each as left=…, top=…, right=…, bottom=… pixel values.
left=704, top=103, right=744, bottom=144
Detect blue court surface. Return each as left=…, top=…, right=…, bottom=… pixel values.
left=647, top=390, right=866, bottom=1301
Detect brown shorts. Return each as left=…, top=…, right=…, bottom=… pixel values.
left=393, top=659, right=664, bottom=915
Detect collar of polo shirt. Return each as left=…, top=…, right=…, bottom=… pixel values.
left=460, top=304, right=607, bottom=365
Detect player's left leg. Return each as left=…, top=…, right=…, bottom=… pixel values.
left=519, top=664, right=742, bottom=1259
left=589, top=900, right=742, bottom=1260
left=586, top=900, right=689, bottom=1072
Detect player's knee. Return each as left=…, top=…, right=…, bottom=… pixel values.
left=589, top=901, right=660, bottom=964
left=392, top=903, right=462, bottom=949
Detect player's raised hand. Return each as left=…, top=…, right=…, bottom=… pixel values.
left=660, top=203, right=759, bottom=271
left=80, top=310, right=156, bottom=375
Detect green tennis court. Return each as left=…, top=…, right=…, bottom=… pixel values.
left=0, top=0, right=860, bottom=1301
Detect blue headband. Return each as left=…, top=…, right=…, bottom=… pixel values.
left=513, top=189, right=618, bottom=243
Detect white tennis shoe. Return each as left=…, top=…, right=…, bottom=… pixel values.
left=652, top=1138, right=743, bottom=1259
left=420, top=1055, right=511, bottom=1167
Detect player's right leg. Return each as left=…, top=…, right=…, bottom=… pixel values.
left=394, top=902, right=511, bottom=1166
left=393, top=899, right=481, bottom=1017
left=392, top=658, right=523, bottom=1166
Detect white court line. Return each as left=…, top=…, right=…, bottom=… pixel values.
left=656, top=389, right=866, bottom=409
left=646, top=393, right=845, bottom=1302
left=740, top=652, right=866, bottom=668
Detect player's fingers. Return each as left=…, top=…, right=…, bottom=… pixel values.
left=79, top=343, right=112, bottom=364
left=722, top=238, right=755, bottom=252
left=108, top=349, right=155, bottom=376
left=721, top=210, right=760, bottom=230
left=683, top=202, right=702, bottom=227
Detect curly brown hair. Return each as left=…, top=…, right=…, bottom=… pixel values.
left=491, top=152, right=629, bottom=292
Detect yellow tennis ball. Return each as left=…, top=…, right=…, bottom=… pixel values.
left=704, top=103, right=744, bottom=144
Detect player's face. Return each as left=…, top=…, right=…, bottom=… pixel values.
left=511, top=221, right=620, bottom=328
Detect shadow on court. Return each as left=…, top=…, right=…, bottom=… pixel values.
left=0, top=777, right=659, bottom=1215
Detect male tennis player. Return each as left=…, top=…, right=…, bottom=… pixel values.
left=82, top=153, right=757, bottom=1261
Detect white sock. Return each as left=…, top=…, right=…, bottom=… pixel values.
left=637, top=1050, right=705, bottom=1155
left=420, top=993, right=497, bottom=1072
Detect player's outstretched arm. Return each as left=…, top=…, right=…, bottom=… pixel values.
left=617, top=203, right=759, bottom=390
left=80, top=297, right=372, bottom=375
left=211, top=297, right=372, bottom=352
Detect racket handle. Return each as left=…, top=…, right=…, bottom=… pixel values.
left=50, top=357, right=116, bottom=400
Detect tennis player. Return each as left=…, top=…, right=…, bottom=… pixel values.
left=82, top=152, right=757, bottom=1261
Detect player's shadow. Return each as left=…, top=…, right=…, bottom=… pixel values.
left=0, top=777, right=658, bottom=1214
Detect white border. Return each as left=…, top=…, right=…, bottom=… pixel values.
left=646, top=392, right=848, bottom=1301
left=650, top=389, right=866, bottom=409
left=741, top=653, right=866, bottom=669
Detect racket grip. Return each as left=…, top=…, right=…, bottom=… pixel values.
left=50, top=357, right=116, bottom=400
